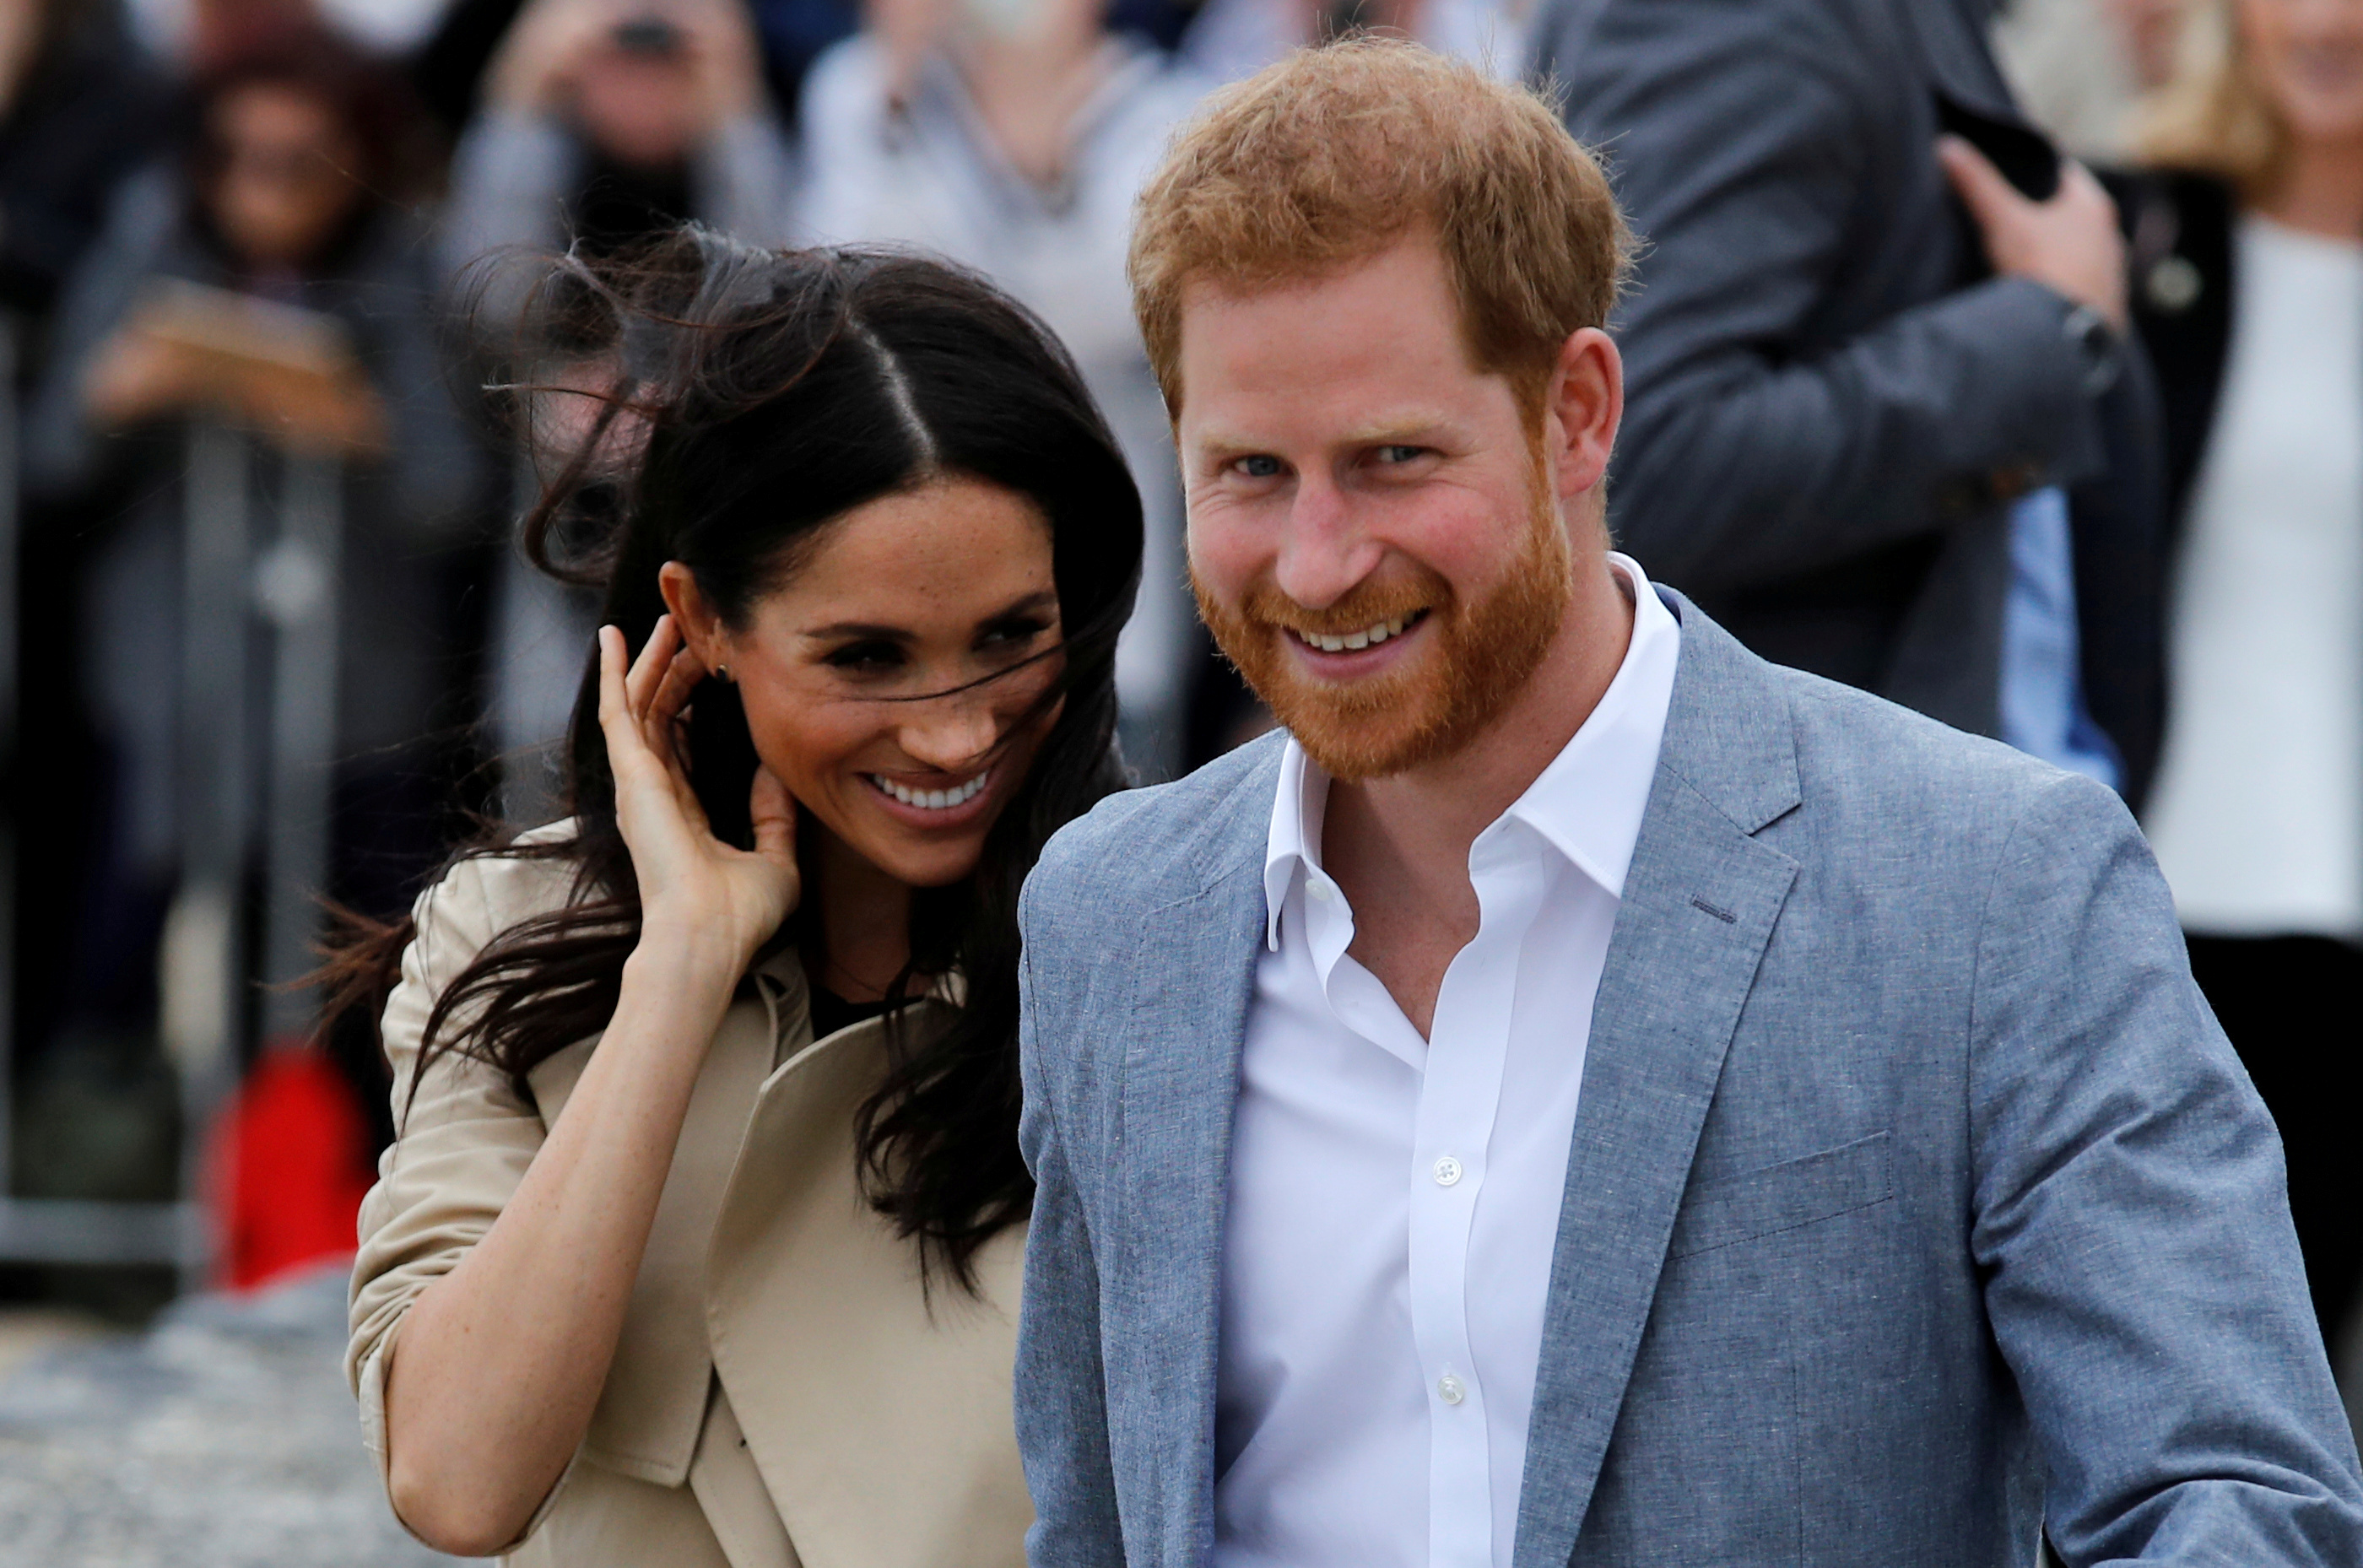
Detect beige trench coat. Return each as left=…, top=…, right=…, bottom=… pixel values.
left=345, top=831, right=1032, bottom=1565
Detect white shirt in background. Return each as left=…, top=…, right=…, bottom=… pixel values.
left=2142, top=214, right=2363, bottom=938
left=1213, top=555, right=1681, bottom=1568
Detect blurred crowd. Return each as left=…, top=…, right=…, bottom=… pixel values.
left=0, top=0, right=1533, bottom=1313
left=1, top=0, right=2359, bottom=1371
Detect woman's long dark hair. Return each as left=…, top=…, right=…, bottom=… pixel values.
left=319, top=231, right=1142, bottom=1285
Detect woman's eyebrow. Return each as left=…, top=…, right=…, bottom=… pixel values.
left=801, top=619, right=913, bottom=642
left=979, top=591, right=1059, bottom=622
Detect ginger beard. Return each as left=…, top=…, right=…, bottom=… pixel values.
left=1195, top=458, right=1574, bottom=781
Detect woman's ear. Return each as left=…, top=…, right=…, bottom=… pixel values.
left=657, top=561, right=728, bottom=673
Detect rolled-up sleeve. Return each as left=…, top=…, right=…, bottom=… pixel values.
left=345, top=852, right=558, bottom=1495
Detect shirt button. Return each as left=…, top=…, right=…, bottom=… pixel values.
left=1308, top=880, right=1334, bottom=903
left=1437, top=1373, right=1466, bottom=1406
left=1432, top=1155, right=1463, bottom=1187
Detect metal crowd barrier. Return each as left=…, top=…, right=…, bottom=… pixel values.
left=0, top=326, right=343, bottom=1287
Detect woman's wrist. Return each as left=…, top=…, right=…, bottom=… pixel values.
left=623, top=922, right=750, bottom=1003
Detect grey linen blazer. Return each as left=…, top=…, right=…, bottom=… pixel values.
left=1012, top=592, right=2363, bottom=1566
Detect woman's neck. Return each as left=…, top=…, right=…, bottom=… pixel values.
left=2257, top=134, right=2363, bottom=240
left=808, top=825, right=914, bottom=1003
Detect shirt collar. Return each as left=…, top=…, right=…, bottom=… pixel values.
left=1263, top=553, right=1682, bottom=949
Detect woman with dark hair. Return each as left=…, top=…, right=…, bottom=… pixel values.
left=338, top=232, right=1141, bottom=1563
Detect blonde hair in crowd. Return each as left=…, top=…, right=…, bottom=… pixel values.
left=2131, top=0, right=2286, bottom=191
left=1127, top=36, right=1635, bottom=422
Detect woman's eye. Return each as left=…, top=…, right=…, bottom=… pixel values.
left=823, top=640, right=905, bottom=672
left=980, top=615, right=1050, bottom=651
left=1234, top=454, right=1284, bottom=479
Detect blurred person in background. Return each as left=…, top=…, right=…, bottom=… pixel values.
left=411, top=0, right=1197, bottom=147
left=440, top=0, right=793, bottom=815
left=2, top=0, right=168, bottom=1116
left=334, top=235, right=1139, bottom=1564
left=1176, top=0, right=1529, bottom=84
left=793, top=0, right=1209, bottom=773
left=1535, top=0, right=2169, bottom=808
left=1995, top=0, right=2187, bottom=160
left=23, top=24, right=483, bottom=1150
left=416, top=0, right=847, bottom=138
left=2119, top=0, right=2363, bottom=1371
left=124, top=0, right=340, bottom=70
left=440, top=0, right=792, bottom=275
left=0, top=0, right=167, bottom=335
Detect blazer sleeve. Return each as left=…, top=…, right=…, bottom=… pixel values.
left=1013, top=885, right=1127, bottom=1568
left=1966, top=774, right=2363, bottom=1560
left=343, top=850, right=570, bottom=1528
left=1543, top=0, right=2110, bottom=594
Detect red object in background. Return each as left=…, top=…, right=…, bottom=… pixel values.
left=207, top=1045, right=376, bottom=1290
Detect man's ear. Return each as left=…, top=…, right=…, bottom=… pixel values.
left=657, top=561, right=729, bottom=671
left=1545, top=327, right=1624, bottom=502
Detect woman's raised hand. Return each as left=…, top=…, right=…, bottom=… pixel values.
left=598, top=616, right=799, bottom=973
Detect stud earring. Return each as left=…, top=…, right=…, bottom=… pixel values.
left=713, top=663, right=733, bottom=684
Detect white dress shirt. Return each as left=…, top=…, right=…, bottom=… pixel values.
left=1212, top=555, right=1682, bottom=1568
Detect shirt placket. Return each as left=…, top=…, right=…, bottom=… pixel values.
left=1409, top=822, right=1545, bottom=1568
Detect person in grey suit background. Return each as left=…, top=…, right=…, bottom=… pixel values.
left=1012, top=38, right=2363, bottom=1567
left=1533, top=0, right=2170, bottom=807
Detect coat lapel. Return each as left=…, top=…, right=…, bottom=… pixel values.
left=1111, top=747, right=1280, bottom=1566
left=1511, top=600, right=1802, bottom=1568
left=707, top=999, right=1035, bottom=1568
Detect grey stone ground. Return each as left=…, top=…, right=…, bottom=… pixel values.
left=1, top=1262, right=2356, bottom=1567
left=0, top=1267, right=484, bottom=1568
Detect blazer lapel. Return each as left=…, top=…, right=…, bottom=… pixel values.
left=1110, top=751, right=1279, bottom=1566
left=1904, top=0, right=2024, bottom=122
left=1512, top=600, right=1802, bottom=1568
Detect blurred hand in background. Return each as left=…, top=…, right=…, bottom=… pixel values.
left=1938, top=135, right=2131, bottom=331
left=489, top=0, right=767, bottom=167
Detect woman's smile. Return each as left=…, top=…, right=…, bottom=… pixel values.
left=862, top=765, right=996, bottom=825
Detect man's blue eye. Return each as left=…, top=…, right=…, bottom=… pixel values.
left=1238, top=455, right=1283, bottom=479
left=1381, top=445, right=1425, bottom=463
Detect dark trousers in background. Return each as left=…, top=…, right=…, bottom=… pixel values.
left=2186, top=934, right=2363, bottom=1365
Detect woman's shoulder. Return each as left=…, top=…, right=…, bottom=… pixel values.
left=408, top=819, right=592, bottom=964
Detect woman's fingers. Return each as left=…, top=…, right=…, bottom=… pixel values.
left=646, top=642, right=708, bottom=738
left=595, top=625, right=635, bottom=753
left=623, top=614, right=680, bottom=721
left=749, top=766, right=797, bottom=867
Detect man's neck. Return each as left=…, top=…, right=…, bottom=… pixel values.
left=1320, top=556, right=1635, bottom=1035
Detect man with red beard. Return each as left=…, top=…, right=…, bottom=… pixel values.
left=1010, top=38, right=2363, bottom=1568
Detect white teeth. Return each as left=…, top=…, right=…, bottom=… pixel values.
left=869, top=770, right=989, bottom=810
left=1301, top=614, right=1412, bottom=653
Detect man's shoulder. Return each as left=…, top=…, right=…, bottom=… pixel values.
left=1542, top=0, right=1899, bottom=92
left=1027, top=732, right=1284, bottom=926
left=1753, top=655, right=2138, bottom=874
